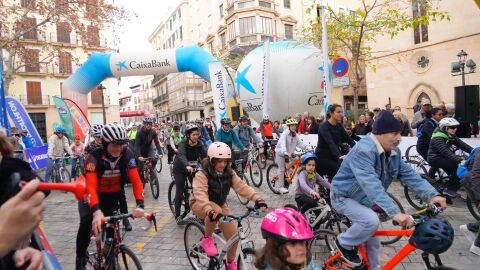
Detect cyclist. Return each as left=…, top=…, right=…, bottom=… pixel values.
left=127, top=124, right=138, bottom=149
left=216, top=118, right=245, bottom=151
left=44, top=126, right=73, bottom=183
left=75, top=124, right=145, bottom=270
left=273, top=120, right=284, bottom=138
left=134, top=117, right=163, bottom=180
left=331, top=110, right=446, bottom=269
left=172, top=124, right=207, bottom=224
left=233, top=115, right=263, bottom=166
left=427, top=117, right=473, bottom=197
left=196, top=119, right=212, bottom=147
left=255, top=207, right=319, bottom=270
left=259, top=114, right=274, bottom=158
left=85, top=128, right=103, bottom=154
left=275, top=118, right=307, bottom=194
left=416, top=108, right=443, bottom=178
left=168, top=125, right=183, bottom=163
left=315, top=104, right=355, bottom=181
left=204, top=116, right=216, bottom=142
left=189, top=142, right=267, bottom=270
left=70, top=135, right=85, bottom=181
left=295, top=153, right=331, bottom=213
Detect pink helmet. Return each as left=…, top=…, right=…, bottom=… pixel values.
left=261, top=207, right=314, bottom=241
left=207, top=142, right=232, bottom=160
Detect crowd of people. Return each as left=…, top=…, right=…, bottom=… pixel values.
left=1, top=98, right=480, bottom=270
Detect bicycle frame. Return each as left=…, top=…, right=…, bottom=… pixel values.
left=284, top=156, right=302, bottom=184
left=91, top=216, right=128, bottom=269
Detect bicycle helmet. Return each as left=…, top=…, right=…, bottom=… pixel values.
left=102, top=124, right=128, bottom=144
left=439, top=117, right=460, bottom=131
left=301, top=153, right=317, bottom=165
left=173, top=125, right=180, bottom=131
left=263, top=114, right=269, bottom=120
left=286, top=118, right=298, bottom=126
left=93, top=131, right=102, bottom=138
left=195, top=118, right=204, bottom=124
left=409, top=218, right=454, bottom=254
left=261, top=207, right=314, bottom=242
left=185, top=123, right=199, bottom=136
left=239, top=115, right=249, bottom=122
left=220, top=117, right=232, bottom=125
left=143, top=117, right=154, bottom=125
left=54, top=126, right=66, bottom=134
left=74, top=134, right=81, bottom=140
left=91, top=124, right=104, bottom=134
left=207, top=142, right=232, bottom=160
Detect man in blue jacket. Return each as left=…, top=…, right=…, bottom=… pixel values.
left=215, top=118, right=245, bottom=151
left=330, top=110, right=447, bottom=270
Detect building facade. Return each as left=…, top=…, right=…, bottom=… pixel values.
left=1, top=0, right=120, bottom=140
left=365, top=0, right=480, bottom=119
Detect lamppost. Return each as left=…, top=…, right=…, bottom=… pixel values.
left=451, top=49, right=477, bottom=86
left=97, top=84, right=107, bottom=125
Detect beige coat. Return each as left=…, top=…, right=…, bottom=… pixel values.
left=47, top=135, right=72, bottom=158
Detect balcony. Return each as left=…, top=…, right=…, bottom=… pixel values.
left=153, top=93, right=169, bottom=106
left=151, top=74, right=167, bottom=87
left=170, top=99, right=204, bottom=113
left=228, top=33, right=275, bottom=55
left=18, top=95, right=50, bottom=107
left=226, top=0, right=274, bottom=18
left=48, top=32, right=80, bottom=47
left=16, top=62, right=48, bottom=76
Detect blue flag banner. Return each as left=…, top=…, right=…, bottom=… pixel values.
left=25, top=145, right=48, bottom=170
left=5, top=96, right=43, bottom=146
left=0, top=61, right=9, bottom=131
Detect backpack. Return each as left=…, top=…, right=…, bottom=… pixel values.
left=457, top=147, right=480, bottom=180
left=416, top=119, right=435, bottom=139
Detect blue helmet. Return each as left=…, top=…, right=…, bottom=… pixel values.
left=301, top=153, right=317, bottom=165
left=409, top=218, right=454, bottom=254
left=54, top=126, right=66, bottom=134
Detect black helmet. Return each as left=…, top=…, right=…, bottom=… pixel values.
left=409, top=218, right=454, bottom=254
left=143, top=117, right=154, bottom=125
left=221, top=118, right=232, bottom=125
left=173, top=125, right=180, bottom=131
left=239, top=115, right=249, bottom=122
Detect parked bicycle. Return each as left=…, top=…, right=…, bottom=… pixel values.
left=49, top=156, right=71, bottom=183
left=168, top=161, right=201, bottom=220
left=184, top=205, right=264, bottom=270
left=140, top=157, right=160, bottom=199
left=86, top=211, right=157, bottom=270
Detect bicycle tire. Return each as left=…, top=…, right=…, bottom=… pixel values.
left=236, top=173, right=250, bottom=205
left=266, top=163, right=280, bottom=194
left=156, top=158, right=162, bottom=173
left=405, top=159, right=428, bottom=176
left=150, top=171, right=160, bottom=200
left=466, top=193, right=480, bottom=221
left=168, top=180, right=189, bottom=219
left=237, top=250, right=256, bottom=270
left=59, top=167, right=71, bottom=183
left=405, top=145, right=417, bottom=161
left=114, top=245, right=142, bottom=270
left=249, top=160, right=263, bottom=187
left=309, top=229, right=339, bottom=253
left=257, top=153, right=267, bottom=169
left=184, top=219, right=214, bottom=270
left=379, top=193, right=406, bottom=245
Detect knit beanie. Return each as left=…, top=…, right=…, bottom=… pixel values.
left=372, top=110, right=402, bottom=134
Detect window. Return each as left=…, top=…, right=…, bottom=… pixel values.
left=412, top=0, right=428, bottom=44
left=219, top=4, right=224, bottom=18
left=28, top=113, right=46, bottom=139
left=284, top=0, right=291, bottom=8
left=179, top=26, right=183, bottom=40
left=87, top=25, right=100, bottom=47
left=228, top=22, right=236, bottom=40
left=21, top=0, right=35, bottom=8
left=86, top=0, right=98, bottom=18
left=25, top=49, right=40, bottom=72
left=239, top=16, right=256, bottom=35
left=55, top=0, right=68, bottom=12
left=208, top=41, right=214, bottom=53
left=91, top=86, right=102, bottom=104
left=22, top=17, right=37, bottom=40
left=220, top=32, right=226, bottom=48
left=56, top=22, right=71, bottom=43
left=284, top=24, right=293, bottom=39
left=178, top=9, right=181, bottom=19
left=59, top=52, right=72, bottom=74
left=26, top=81, right=42, bottom=104
left=260, top=16, right=273, bottom=35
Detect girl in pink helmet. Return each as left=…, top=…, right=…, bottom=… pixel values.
left=189, top=142, right=268, bottom=270
left=255, top=207, right=320, bottom=270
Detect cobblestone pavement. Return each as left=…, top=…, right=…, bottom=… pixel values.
left=42, top=157, right=480, bottom=269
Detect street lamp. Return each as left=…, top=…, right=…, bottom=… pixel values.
left=97, top=84, right=107, bottom=125
left=451, top=49, right=477, bottom=87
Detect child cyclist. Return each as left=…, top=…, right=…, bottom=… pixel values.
left=70, top=135, right=85, bottom=181
left=295, top=153, right=331, bottom=213
left=189, top=142, right=268, bottom=270
left=255, top=207, right=321, bottom=270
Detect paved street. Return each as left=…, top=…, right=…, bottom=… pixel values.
left=42, top=157, right=480, bottom=270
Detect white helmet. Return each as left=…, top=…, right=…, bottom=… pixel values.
left=439, top=117, right=460, bottom=131
left=91, top=124, right=104, bottom=134
left=263, top=114, right=269, bottom=120
left=102, top=124, right=128, bottom=144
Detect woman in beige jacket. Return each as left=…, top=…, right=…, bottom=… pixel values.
left=189, top=142, right=267, bottom=270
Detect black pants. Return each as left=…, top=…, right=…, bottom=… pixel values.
left=263, top=136, right=273, bottom=158
left=137, top=149, right=157, bottom=182
left=429, top=158, right=461, bottom=190
left=76, top=192, right=121, bottom=259
left=167, top=145, right=176, bottom=164
left=295, top=195, right=319, bottom=214
left=119, top=187, right=128, bottom=214
left=173, top=170, right=188, bottom=218
left=417, top=146, right=437, bottom=178
left=316, top=158, right=340, bottom=181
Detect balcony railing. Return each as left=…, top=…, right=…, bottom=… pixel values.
left=227, top=0, right=274, bottom=16
left=18, top=95, right=50, bottom=106
left=151, top=74, right=167, bottom=86
left=17, top=62, right=48, bottom=74
left=48, top=32, right=80, bottom=46
left=88, top=95, right=110, bottom=106
left=153, top=93, right=169, bottom=105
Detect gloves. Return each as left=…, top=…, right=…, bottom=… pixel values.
left=136, top=200, right=145, bottom=209
left=254, top=198, right=267, bottom=209
left=208, top=210, right=224, bottom=222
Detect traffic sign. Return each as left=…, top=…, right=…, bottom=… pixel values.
left=332, top=58, right=349, bottom=77
left=333, top=76, right=350, bottom=87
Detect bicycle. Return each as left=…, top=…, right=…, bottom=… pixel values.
left=155, top=153, right=163, bottom=173
left=231, top=156, right=252, bottom=205
left=257, top=139, right=277, bottom=169
left=86, top=211, right=158, bottom=270
left=71, top=154, right=86, bottom=180
left=266, top=150, right=305, bottom=194
left=168, top=161, right=201, bottom=220
left=140, top=157, right=160, bottom=199
left=242, top=146, right=263, bottom=187
left=319, top=204, right=456, bottom=270
left=184, top=205, right=264, bottom=270
left=49, top=156, right=71, bottom=183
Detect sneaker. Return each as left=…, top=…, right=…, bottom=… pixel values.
left=468, top=221, right=480, bottom=233
left=334, top=239, right=362, bottom=267
left=460, top=224, right=477, bottom=244
left=470, top=242, right=480, bottom=256
left=442, top=189, right=458, bottom=198
left=123, top=218, right=132, bottom=231
left=75, top=257, right=87, bottom=270
left=278, top=187, right=289, bottom=194
left=201, top=236, right=218, bottom=257
left=226, top=261, right=238, bottom=270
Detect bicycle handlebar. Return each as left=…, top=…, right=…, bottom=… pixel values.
left=222, top=205, right=266, bottom=224
left=392, top=204, right=442, bottom=226
left=103, top=211, right=158, bottom=232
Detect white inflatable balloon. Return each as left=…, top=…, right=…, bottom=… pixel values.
left=235, top=41, right=324, bottom=123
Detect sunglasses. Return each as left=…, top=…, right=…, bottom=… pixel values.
left=448, top=126, right=458, bottom=130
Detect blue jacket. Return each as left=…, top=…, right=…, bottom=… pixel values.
left=22, top=135, right=34, bottom=149
left=331, top=133, right=439, bottom=217
left=215, top=128, right=245, bottom=150
left=233, top=124, right=262, bottom=148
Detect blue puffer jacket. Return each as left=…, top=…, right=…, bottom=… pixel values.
left=215, top=128, right=245, bottom=150
left=331, top=133, right=439, bottom=217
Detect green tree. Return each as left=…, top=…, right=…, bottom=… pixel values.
left=303, top=0, right=449, bottom=120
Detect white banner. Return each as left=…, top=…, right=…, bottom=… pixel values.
left=321, top=2, right=332, bottom=113
left=109, top=49, right=178, bottom=77
left=261, top=40, right=270, bottom=117
left=208, top=61, right=228, bottom=127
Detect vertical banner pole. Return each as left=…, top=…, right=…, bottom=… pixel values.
left=321, top=1, right=332, bottom=113
left=261, top=40, right=270, bottom=117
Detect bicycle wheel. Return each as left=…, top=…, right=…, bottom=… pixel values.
left=149, top=171, right=160, bottom=200
left=184, top=219, right=212, bottom=270
left=236, top=173, right=250, bottom=205
left=257, top=153, right=267, bottom=169
left=167, top=181, right=176, bottom=215
left=113, top=245, right=142, bottom=270
left=237, top=249, right=256, bottom=270
left=466, top=192, right=480, bottom=221
left=379, top=193, right=406, bottom=245
left=405, top=145, right=417, bottom=161
left=248, top=160, right=263, bottom=187
left=266, top=164, right=281, bottom=194
left=156, top=158, right=162, bottom=173
left=309, top=229, right=339, bottom=254
left=323, top=215, right=350, bottom=252
left=405, top=159, right=428, bottom=176
left=59, top=167, right=71, bottom=183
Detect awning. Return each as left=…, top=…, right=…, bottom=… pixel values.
left=120, top=110, right=145, bottom=117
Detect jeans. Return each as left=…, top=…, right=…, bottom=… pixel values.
left=44, top=159, right=56, bottom=182
left=70, top=157, right=84, bottom=179
left=331, top=193, right=381, bottom=270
